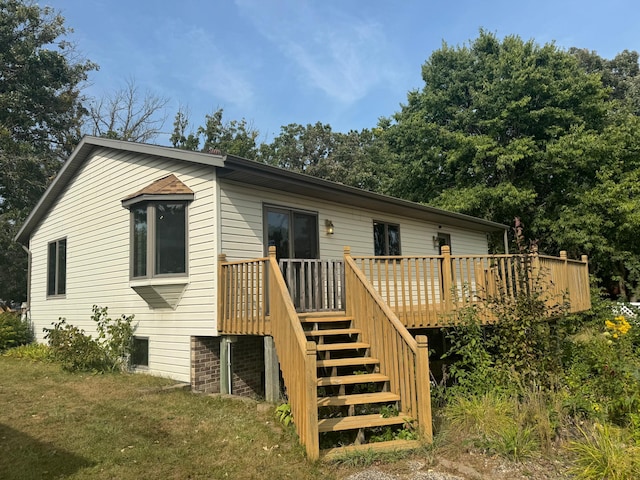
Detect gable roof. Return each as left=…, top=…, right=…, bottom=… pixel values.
left=15, top=136, right=507, bottom=244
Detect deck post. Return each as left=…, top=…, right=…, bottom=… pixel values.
left=530, top=244, right=540, bottom=291
left=560, top=251, right=569, bottom=305
left=264, top=336, right=280, bottom=403
left=440, top=246, right=453, bottom=311
left=304, top=340, right=319, bottom=460
left=218, top=253, right=227, bottom=332
left=220, top=336, right=232, bottom=394
left=581, top=255, right=591, bottom=310
left=415, top=335, right=433, bottom=443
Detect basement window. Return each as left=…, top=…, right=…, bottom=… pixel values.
left=132, top=337, right=149, bottom=367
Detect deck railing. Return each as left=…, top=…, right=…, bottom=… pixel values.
left=352, top=246, right=591, bottom=328
left=267, top=248, right=319, bottom=460
left=279, top=259, right=345, bottom=312
left=218, top=254, right=269, bottom=335
left=343, top=247, right=432, bottom=441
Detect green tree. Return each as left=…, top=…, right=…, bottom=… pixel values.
left=0, top=0, right=95, bottom=302
left=170, top=106, right=199, bottom=151
left=382, top=30, right=640, bottom=297
left=259, top=122, right=395, bottom=192
left=198, top=108, right=259, bottom=158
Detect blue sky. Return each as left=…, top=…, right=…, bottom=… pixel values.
left=45, top=0, right=639, bottom=145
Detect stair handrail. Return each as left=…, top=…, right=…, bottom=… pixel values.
left=267, top=246, right=319, bottom=460
left=343, top=246, right=432, bottom=442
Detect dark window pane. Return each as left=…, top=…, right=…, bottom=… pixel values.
left=388, top=224, right=401, bottom=256
left=155, top=203, right=186, bottom=274
left=47, top=242, right=56, bottom=295
left=57, top=239, right=66, bottom=295
left=267, top=210, right=290, bottom=260
left=133, top=205, right=147, bottom=277
left=373, top=222, right=386, bottom=256
left=293, top=213, right=318, bottom=259
left=437, top=233, right=451, bottom=254
left=132, top=337, right=149, bottom=366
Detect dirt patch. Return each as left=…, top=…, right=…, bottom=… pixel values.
left=341, top=450, right=571, bottom=480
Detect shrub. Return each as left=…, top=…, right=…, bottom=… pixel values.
left=568, top=423, right=640, bottom=480
left=3, top=343, right=52, bottom=361
left=0, top=312, right=33, bottom=351
left=563, top=320, right=640, bottom=425
left=44, top=317, right=108, bottom=371
left=43, top=306, right=135, bottom=372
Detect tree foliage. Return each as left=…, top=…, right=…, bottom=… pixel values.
left=0, top=0, right=95, bottom=303
left=382, top=30, right=640, bottom=299
left=260, top=122, right=395, bottom=191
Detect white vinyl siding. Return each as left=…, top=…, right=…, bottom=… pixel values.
left=219, top=180, right=489, bottom=261
left=29, top=148, right=217, bottom=382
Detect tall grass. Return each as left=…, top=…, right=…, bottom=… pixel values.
left=568, top=423, right=640, bottom=480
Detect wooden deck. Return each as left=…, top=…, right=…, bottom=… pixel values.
left=217, top=246, right=590, bottom=458
left=218, top=247, right=591, bottom=335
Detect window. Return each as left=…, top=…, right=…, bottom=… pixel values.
left=47, top=238, right=66, bottom=296
left=436, top=232, right=452, bottom=254
left=130, top=202, right=188, bottom=278
left=132, top=337, right=149, bottom=367
left=373, top=221, right=401, bottom=256
left=264, top=206, right=318, bottom=260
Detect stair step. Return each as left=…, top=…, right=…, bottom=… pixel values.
left=321, top=439, right=422, bottom=460
left=317, top=392, right=400, bottom=407
left=318, top=412, right=410, bottom=432
left=299, top=315, right=353, bottom=323
left=299, top=311, right=346, bottom=318
left=317, top=373, right=389, bottom=387
left=316, top=342, right=369, bottom=352
left=306, top=328, right=361, bottom=337
left=317, top=357, right=379, bottom=368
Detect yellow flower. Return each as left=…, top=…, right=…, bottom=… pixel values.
left=605, top=316, right=632, bottom=339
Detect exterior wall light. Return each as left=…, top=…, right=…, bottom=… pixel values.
left=325, top=219, right=335, bottom=235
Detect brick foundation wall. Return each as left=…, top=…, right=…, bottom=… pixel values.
left=231, top=336, right=264, bottom=397
left=190, top=335, right=265, bottom=398
left=191, top=336, right=221, bottom=393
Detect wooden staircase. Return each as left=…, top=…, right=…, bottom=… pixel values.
left=300, top=312, right=421, bottom=458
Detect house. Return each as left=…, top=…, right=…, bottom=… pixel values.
left=15, top=136, right=590, bottom=458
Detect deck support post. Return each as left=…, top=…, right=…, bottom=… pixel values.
left=220, top=336, right=233, bottom=394
left=264, top=335, right=280, bottom=403
left=415, top=335, right=433, bottom=443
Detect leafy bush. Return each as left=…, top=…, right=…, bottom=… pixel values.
left=44, top=317, right=108, bottom=371
left=0, top=312, right=33, bottom=351
left=3, top=342, right=52, bottom=361
left=43, top=306, right=135, bottom=372
left=563, top=318, right=640, bottom=425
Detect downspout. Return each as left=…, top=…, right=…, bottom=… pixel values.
left=20, top=244, right=31, bottom=323
left=227, top=341, right=233, bottom=394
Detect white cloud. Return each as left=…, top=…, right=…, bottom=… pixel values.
left=235, top=0, right=397, bottom=104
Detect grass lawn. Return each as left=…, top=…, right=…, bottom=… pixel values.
left=0, top=357, right=334, bottom=479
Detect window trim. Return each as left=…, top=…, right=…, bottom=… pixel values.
left=127, top=199, right=190, bottom=280
left=373, top=220, right=401, bottom=256
left=47, top=237, right=67, bottom=297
